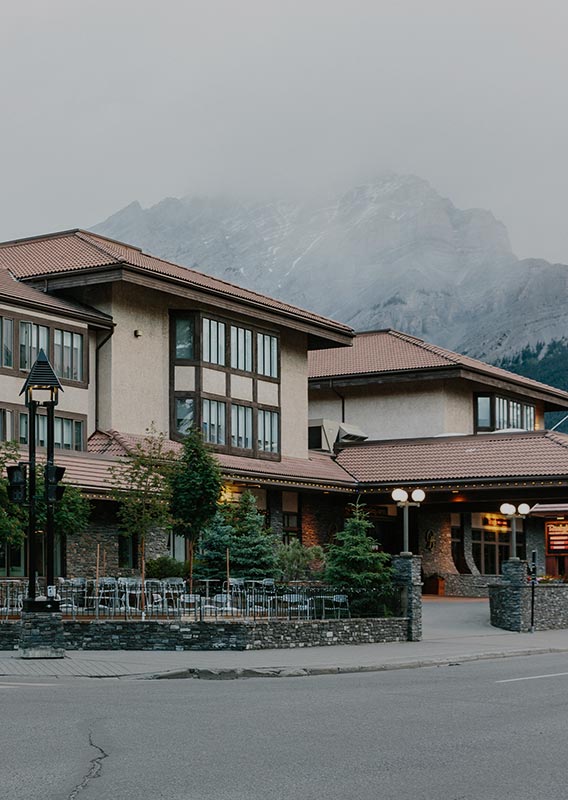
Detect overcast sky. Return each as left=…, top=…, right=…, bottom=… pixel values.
left=1, top=0, right=568, bottom=262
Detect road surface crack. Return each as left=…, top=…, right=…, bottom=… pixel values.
left=67, top=732, right=109, bottom=799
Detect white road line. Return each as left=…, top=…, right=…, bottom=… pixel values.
left=497, top=671, right=568, bottom=684
left=0, top=681, right=55, bottom=688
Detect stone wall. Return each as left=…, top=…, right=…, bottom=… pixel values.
left=393, top=554, right=422, bottom=641
left=301, top=492, right=346, bottom=548
left=0, top=616, right=409, bottom=651
left=489, top=560, right=568, bottom=631
left=442, top=574, right=503, bottom=598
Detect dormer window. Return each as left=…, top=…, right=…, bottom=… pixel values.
left=475, top=394, right=536, bottom=432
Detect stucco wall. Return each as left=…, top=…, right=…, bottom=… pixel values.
left=98, top=283, right=170, bottom=434
left=309, top=383, right=449, bottom=441
left=280, top=329, right=308, bottom=458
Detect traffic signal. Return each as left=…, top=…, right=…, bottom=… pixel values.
left=44, top=464, right=66, bottom=503
left=7, top=464, right=27, bottom=504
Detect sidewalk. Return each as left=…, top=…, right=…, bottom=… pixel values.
left=1, top=598, right=567, bottom=680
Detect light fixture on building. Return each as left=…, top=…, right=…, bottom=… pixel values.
left=391, top=488, right=426, bottom=554
left=499, top=502, right=531, bottom=561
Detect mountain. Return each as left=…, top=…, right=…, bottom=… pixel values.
left=92, top=174, right=568, bottom=370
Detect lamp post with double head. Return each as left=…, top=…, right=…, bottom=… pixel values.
left=499, top=502, right=531, bottom=561
left=391, top=488, right=426, bottom=554
left=19, top=350, right=64, bottom=609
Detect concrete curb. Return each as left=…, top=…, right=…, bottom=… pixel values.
left=143, top=646, right=568, bottom=681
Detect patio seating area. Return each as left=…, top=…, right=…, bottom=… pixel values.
left=0, top=577, right=392, bottom=622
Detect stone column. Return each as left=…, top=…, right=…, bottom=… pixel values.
left=393, top=554, right=422, bottom=641
left=497, top=559, right=530, bottom=632
left=462, top=513, right=480, bottom=575
left=419, top=512, right=457, bottom=578
left=19, top=611, right=65, bottom=659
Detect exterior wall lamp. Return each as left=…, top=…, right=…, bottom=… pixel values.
left=18, top=349, right=64, bottom=610
left=499, top=502, right=531, bottom=561
left=391, top=488, right=426, bottom=555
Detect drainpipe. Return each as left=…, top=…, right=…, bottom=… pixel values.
left=330, top=380, right=346, bottom=423
left=95, top=329, right=114, bottom=430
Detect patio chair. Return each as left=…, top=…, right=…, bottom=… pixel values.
left=332, top=594, right=351, bottom=619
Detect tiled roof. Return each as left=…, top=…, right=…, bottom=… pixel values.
left=0, top=230, right=353, bottom=338
left=336, top=430, right=568, bottom=485
left=88, top=430, right=355, bottom=489
left=0, top=268, right=112, bottom=326
left=308, top=329, right=568, bottom=403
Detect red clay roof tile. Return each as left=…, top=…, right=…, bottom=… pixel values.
left=336, top=430, right=568, bottom=484
left=308, top=329, right=568, bottom=403
left=0, top=230, right=352, bottom=338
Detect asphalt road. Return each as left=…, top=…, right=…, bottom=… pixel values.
left=2, top=653, right=568, bottom=800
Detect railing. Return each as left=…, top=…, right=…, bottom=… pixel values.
left=0, top=578, right=400, bottom=622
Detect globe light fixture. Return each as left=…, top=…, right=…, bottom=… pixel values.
left=499, top=502, right=531, bottom=562
left=391, top=487, right=426, bottom=554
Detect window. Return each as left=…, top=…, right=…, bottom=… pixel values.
left=0, top=410, right=13, bottom=442
left=257, top=333, right=278, bottom=378
left=258, top=409, right=279, bottom=453
left=475, top=395, right=536, bottom=432
left=202, top=318, right=225, bottom=365
left=0, top=317, right=13, bottom=368
left=118, top=532, right=139, bottom=569
left=472, top=521, right=525, bottom=575
left=175, top=397, right=195, bottom=436
left=231, top=404, right=252, bottom=449
left=174, top=317, right=194, bottom=360
left=230, top=325, right=253, bottom=372
left=202, top=398, right=226, bottom=444
left=19, top=322, right=49, bottom=370
left=54, top=329, right=83, bottom=381
left=19, top=413, right=84, bottom=450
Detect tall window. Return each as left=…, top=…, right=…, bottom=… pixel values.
left=258, top=409, right=279, bottom=453
left=230, top=325, right=253, bottom=372
left=0, top=317, right=13, bottom=368
left=54, top=329, right=83, bottom=381
left=257, top=333, right=278, bottom=378
left=202, top=398, right=226, bottom=444
left=231, top=404, right=252, bottom=449
left=202, top=318, right=225, bottom=365
left=0, top=409, right=13, bottom=441
left=19, top=322, right=48, bottom=370
left=19, top=413, right=84, bottom=450
left=175, top=397, right=194, bottom=436
left=175, top=317, right=194, bottom=360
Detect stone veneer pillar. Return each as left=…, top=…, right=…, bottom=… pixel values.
left=20, top=611, right=65, bottom=659
left=419, top=512, right=458, bottom=578
left=497, top=559, right=529, bottom=632
left=392, top=554, right=423, bottom=641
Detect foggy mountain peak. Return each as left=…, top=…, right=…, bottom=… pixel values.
left=92, top=172, right=567, bottom=365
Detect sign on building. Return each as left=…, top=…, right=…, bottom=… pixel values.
left=545, top=521, right=568, bottom=556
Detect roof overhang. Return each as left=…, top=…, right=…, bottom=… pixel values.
left=23, top=265, right=354, bottom=350
left=309, top=367, right=568, bottom=409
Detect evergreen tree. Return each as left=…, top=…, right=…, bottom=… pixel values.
left=325, top=501, right=393, bottom=613
left=225, top=491, right=278, bottom=579
left=198, top=492, right=278, bottom=580
left=196, top=509, right=233, bottom=580
left=276, top=539, right=325, bottom=582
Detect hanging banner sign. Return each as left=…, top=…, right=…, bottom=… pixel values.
left=545, top=521, right=568, bottom=556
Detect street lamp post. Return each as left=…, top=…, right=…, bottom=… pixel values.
left=391, top=488, right=426, bottom=554
left=19, top=350, right=63, bottom=609
left=499, top=502, right=531, bottom=561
